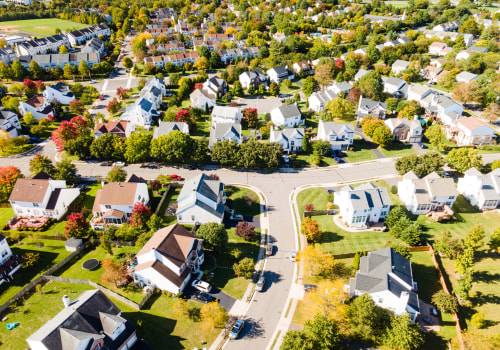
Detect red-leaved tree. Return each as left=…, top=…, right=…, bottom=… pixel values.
left=23, top=79, right=37, bottom=98
left=130, top=202, right=152, bottom=229
left=35, top=80, right=45, bottom=93
left=304, top=203, right=314, bottom=211
left=235, top=221, right=256, bottom=241
left=175, top=109, right=197, bottom=133
left=101, top=258, right=128, bottom=286
left=64, top=212, right=90, bottom=238
left=52, top=120, right=78, bottom=150
left=116, top=87, right=128, bottom=100
left=335, top=59, right=345, bottom=72
left=244, top=108, right=259, bottom=128
left=106, top=97, right=122, bottom=114
left=0, top=166, right=23, bottom=202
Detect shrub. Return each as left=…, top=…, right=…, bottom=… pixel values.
left=304, top=203, right=314, bottom=211
left=471, top=312, right=486, bottom=329
left=233, top=257, right=255, bottom=279
left=235, top=221, right=256, bottom=241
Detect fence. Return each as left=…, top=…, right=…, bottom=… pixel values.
left=155, top=183, right=172, bottom=215
left=303, top=210, right=335, bottom=218
left=0, top=203, right=11, bottom=208
left=45, top=243, right=91, bottom=276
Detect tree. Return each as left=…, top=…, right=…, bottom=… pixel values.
left=353, top=252, right=361, bottom=270
left=54, top=160, right=78, bottom=184
left=366, top=41, right=381, bottom=64
left=299, top=245, right=337, bottom=279
left=244, top=108, right=259, bottom=128
left=372, top=125, right=393, bottom=148
left=116, top=87, right=128, bottom=100
left=29, top=60, right=45, bottom=80
left=29, top=154, right=55, bottom=177
left=301, top=216, right=321, bottom=241
left=280, top=331, right=314, bottom=350
left=106, top=98, right=122, bottom=114
left=488, top=228, right=500, bottom=251
left=432, top=290, right=458, bottom=314
left=130, top=202, right=151, bottom=229
left=384, top=314, right=425, bottom=350
left=211, top=140, right=240, bottom=167
left=395, top=152, right=445, bottom=178
left=175, top=109, right=197, bottom=133
left=362, top=118, right=386, bottom=137
left=78, top=60, right=90, bottom=79
left=64, top=212, right=90, bottom=238
left=59, top=45, right=69, bottom=54
left=385, top=206, right=411, bottom=228
left=232, top=80, right=244, bottom=96
left=326, top=97, right=355, bottom=121
left=125, top=132, right=151, bottom=163
left=0, top=130, right=12, bottom=153
left=69, top=100, right=85, bottom=115
left=123, top=57, right=133, bottom=70
left=347, top=293, right=391, bottom=343
left=483, top=103, right=500, bottom=121
left=305, top=313, right=341, bottom=349
left=312, top=140, right=331, bottom=156
left=105, top=166, right=127, bottom=182
left=22, top=252, right=40, bottom=269
left=315, top=64, right=333, bottom=90
left=454, top=247, right=474, bottom=276
left=454, top=272, right=472, bottom=301
left=200, top=302, right=227, bottom=331
left=233, top=257, right=255, bottom=278
left=151, top=131, right=195, bottom=164
left=357, top=72, right=384, bottom=100
left=303, top=279, right=348, bottom=325
left=147, top=214, right=163, bottom=233
left=434, top=230, right=463, bottom=259
left=425, top=124, right=447, bottom=151
left=470, top=312, right=486, bottom=329
left=11, top=60, right=27, bottom=81
left=90, top=134, right=125, bottom=161
left=101, top=259, right=127, bottom=286
left=460, top=18, right=480, bottom=36
left=0, top=166, right=23, bottom=202
left=235, top=221, right=256, bottom=240
left=447, top=148, right=483, bottom=174
left=196, top=223, right=228, bottom=251
left=63, top=64, right=75, bottom=80
left=303, top=76, right=319, bottom=97
left=269, top=82, right=280, bottom=96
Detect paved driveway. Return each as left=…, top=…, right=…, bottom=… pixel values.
left=184, top=284, right=237, bottom=311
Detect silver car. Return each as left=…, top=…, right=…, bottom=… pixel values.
left=256, top=276, right=266, bottom=292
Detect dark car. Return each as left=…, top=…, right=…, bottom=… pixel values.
left=165, top=90, right=173, bottom=96
left=193, top=292, right=217, bottom=304
left=188, top=164, right=200, bottom=170
left=304, top=284, right=317, bottom=292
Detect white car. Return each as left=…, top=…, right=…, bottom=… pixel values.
left=112, top=161, right=126, bottom=167
left=290, top=250, right=298, bottom=262
left=256, top=276, right=266, bottom=292
left=192, top=279, right=212, bottom=293
left=89, top=80, right=97, bottom=84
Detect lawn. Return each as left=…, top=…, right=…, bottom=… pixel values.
left=81, top=182, right=101, bottom=213
left=293, top=154, right=337, bottom=168
left=296, top=187, right=331, bottom=216
left=225, top=185, right=261, bottom=217
left=0, top=238, right=71, bottom=305
left=378, top=142, right=415, bottom=158
left=0, top=18, right=89, bottom=37
left=0, top=143, right=34, bottom=157
left=204, top=228, right=260, bottom=299
left=55, top=245, right=145, bottom=303
left=345, top=139, right=377, bottom=163
left=157, top=186, right=180, bottom=225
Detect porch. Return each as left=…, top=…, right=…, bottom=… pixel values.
left=91, top=210, right=128, bottom=230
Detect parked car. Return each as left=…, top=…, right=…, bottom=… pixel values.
left=99, top=95, right=104, bottom=101
left=430, top=307, right=438, bottom=317
left=419, top=142, right=426, bottom=149
left=100, top=161, right=111, bottom=166
left=290, top=250, right=298, bottom=262
left=89, top=80, right=97, bottom=84
left=229, top=319, right=245, bottom=339
left=188, top=164, right=200, bottom=170
left=171, top=174, right=182, bottom=180
left=230, top=214, right=243, bottom=221
left=192, top=280, right=212, bottom=293
left=193, top=292, right=217, bottom=304
left=256, top=276, right=266, bottom=292
left=165, top=90, right=173, bottom=96
left=304, top=284, right=317, bottom=292
left=112, top=161, right=126, bottom=167
left=266, top=243, right=273, bottom=257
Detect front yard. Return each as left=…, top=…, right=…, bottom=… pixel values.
left=378, top=142, right=415, bottom=158
left=225, top=185, right=261, bottom=217
left=344, top=139, right=377, bottom=163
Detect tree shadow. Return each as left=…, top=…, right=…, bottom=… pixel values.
left=239, top=317, right=265, bottom=339
left=474, top=250, right=498, bottom=263
left=423, top=331, right=449, bottom=350
left=317, top=230, right=342, bottom=244
left=472, top=271, right=500, bottom=284
left=260, top=270, right=283, bottom=292
left=382, top=141, right=413, bottom=152
left=469, top=291, right=500, bottom=307
left=411, top=263, right=442, bottom=304
left=139, top=292, right=162, bottom=310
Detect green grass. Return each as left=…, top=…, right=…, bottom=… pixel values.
left=280, top=82, right=302, bottom=94
left=293, top=154, right=337, bottom=168
left=478, top=145, right=500, bottom=154
left=205, top=228, right=260, bottom=299
left=61, top=151, right=80, bottom=161
left=296, top=187, right=331, bottom=216
left=378, top=142, right=416, bottom=158
left=225, top=186, right=261, bottom=217
left=0, top=207, right=15, bottom=228
left=81, top=182, right=101, bottom=212
left=157, top=187, right=180, bottom=225
left=0, top=18, right=89, bottom=37
left=0, top=144, right=34, bottom=157
left=0, top=238, right=71, bottom=305
left=345, top=139, right=377, bottom=163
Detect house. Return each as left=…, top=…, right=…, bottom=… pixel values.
left=66, top=24, right=111, bottom=46
left=383, top=77, right=407, bottom=98
left=211, top=106, right=243, bottom=126
left=43, top=82, right=76, bottom=105
left=27, top=290, right=137, bottom=350
left=267, top=66, right=295, bottom=84
left=270, top=103, right=303, bottom=128
left=18, top=95, right=55, bottom=121
left=292, top=61, right=314, bottom=76
left=203, top=76, right=227, bottom=98
left=308, top=90, right=337, bottom=113
left=218, top=47, right=259, bottom=64
left=446, top=117, right=496, bottom=146
left=421, top=65, right=443, bottom=83
left=432, top=21, right=461, bottom=31
left=397, top=171, right=458, bottom=215
left=407, top=84, right=432, bottom=103
left=385, top=117, right=423, bottom=143
left=428, top=42, right=448, bottom=56
left=17, top=53, right=100, bottom=69
left=0, top=234, right=21, bottom=285
left=120, top=97, right=159, bottom=127
left=457, top=168, right=500, bottom=210
left=9, top=177, right=80, bottom=221
left=15, top=34, right=69, bottom=56
left=239, top=69, right=268, bottom=89
left=430, top=58, right=448, bottom=68
left=0, top=108, right=21, bottom=137
left=132, top=224, right=204, bottom=295
left=354, top=69, right=372, bottom=82
left=94, top=120, right=134, bottom=139
left=190, top=87, right=216, bottom=110
left=81, top=37, right=105, bottom=55
left=455, top=71, right=478, bottom=83
left=391, top=59, right=410, bottom=75
left=334, top=183, right=390, bottom=228
left=317, top=120, right=354, bottom=151
left=420, top=93, right=463, bottom=125
left=349, top=247, right=420, bottom=322
left=176, top=173, right=226, bottom=225
left=423, top=30, right=473, bottom=47
left=209, top=123, right=242, bottom=150
left=0, top=48, right=16, bottom=64
left=357, top=97, right=387, bottom=120
left=153, top=121, right=189, bottom=139
left=272, top=32, right=287, bottom=43
left=270, top=127, right=304, bottom=153
left=91, top=179, right=149, bottom=230
left=329, top=81, right=352, bottom=96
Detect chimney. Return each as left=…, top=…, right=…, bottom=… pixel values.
left=62, top=295, right=71, bottom=308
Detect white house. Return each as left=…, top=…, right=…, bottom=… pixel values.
left=397, top=171, right=458, bottom=215
left=317, top=120, right=354, bottom=151
left=385, top=117, right=423, bottom=143
left=18, top=95, right=55, bottom=121
left=0, top=233, right=21, bottom=285
left=81, top=37, right=105, bottom=55
left=66, top=24, right=111, bottom=46
left=211, top=106, right=243, bottom=126
left=421, top=65, right=443, bottom=84
left=94, top=120, right=135, bottom=139
left=446, top=117, right=496, bottom=146
left=292, top=61, right=314, bottom=76
left=18, top=52, right=100, bottom=69
left=273, top=32, right=287, bottom=43
left=120, top=97, right=159, bottom=127
left=27, top=289, right=137, bottom=350
left=271, top=103, right=303, bottom=128
left=334, top=182, right=391, bottom=228
left=9, top=177, right=80, bottom=221
left=308, top=90, right=337, bottom=113
left=267, top=66, right=295, bottom=84
left=457, top=168, right=500, bottom=210
left=239, top=69, right=268, bottom=89
left=383, top=77, right=407, bottom=98
left=349, top=247, right=420, bottom=322
left=455, top=71, right=478, bottom=83
left=0, top=108, right=21, bottom=137
left=357, top=97, right=387, bottom=120
left=91, top=179, right=149, bottom=230
left=209, top=123, right=242, bottom=150
left=153, top=121, right=189, bottom=138
left=190, top=87, right=216, bottom=110
left=428, top=42, right=448, bottom=56
left=0, top=48, right=16, bottom=64
left=16, top=34, right=69, bottom=56
left=270, top=127, right=304, bottom=153
left=176, top=173, right=226, bottom=225
left=432, top=21, right=461, bottom=31
left=423, top=30, right=473, bottom=47
left=329, top=81, right=352, bottom=96
left=203, top=76, right=227, bottom=98
left=407, top=84, right=432, bottom=103
left=420, top=93, right=463, bottom=126
left=391, top=59, right=410, bottom=75
left=132, top=224, right=204, bottom=295
left=43, top=82, right=76, bottom=105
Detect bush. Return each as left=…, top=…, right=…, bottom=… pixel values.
left=235, top=221, right=256, bottom=241
left=304, top=203, right=314, bottom=211
left=471, top=312, right=486, bottom=329
left=233, top=257, right=255, bottom=279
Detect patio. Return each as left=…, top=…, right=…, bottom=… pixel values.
left=333, top=214, right=386, bottom=232
left=6, top=216, right=50, bottom=230
left=0, top=256, right=22, bottom=284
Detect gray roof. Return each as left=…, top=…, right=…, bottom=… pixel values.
left=385, top=117, right=421, bottom=131
left=469, top=46, right=488, bottom=53
left=212, top=106, right=240, bottom=119
left=209, top=123, right=241, bottom=148
left=344, top=182, right=390, bottom=210
left=64, top=237, right=83, bottom=248
left=408, top=84, right=432, bottom=98
left=272, top=127, right=304, bottom=143
left=385, top=76, right=406, bottom=88
left=465, top=168, right=500, bottom=201
left=177, top=174, right=225, bottom=218
left=275, top=104, right=301, bottom=119
left=320, top=121, right=354, bottom=140
left=355, top=69, right=372, bottom=80
left=153, top=121, right=188, bottom=138
left=331, top=81, right=352, bottom=93
left=310, top=90, right=337, bottom=104
left=403, top=171, right=458, bottom=204
left=455, top=71, right=478, bottom=82
left=269, top=65, right=290, bottom=76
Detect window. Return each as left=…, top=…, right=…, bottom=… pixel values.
left=178, top=215, right=182, bottom=221
left=191, top=215, right=195, bottom=221
left=33, top=203, right=39, bottom=207
left=105, top=205, right=111, bottom=209
left=449, top=196, right=455, bottom=200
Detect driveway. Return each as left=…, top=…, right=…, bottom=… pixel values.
left=223, top=215, right=261, bottom=230
left=412, top=142, right=428, bottom=155
left=184, top=284, right=237, bottom=312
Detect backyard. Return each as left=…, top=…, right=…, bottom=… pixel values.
left=0, top=18, right=89, bottom=37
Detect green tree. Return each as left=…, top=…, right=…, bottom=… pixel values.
left=488, top=228, right=500, bottom=251
left=29, top=60, right=45, bottom=80
left=386, top=206, right=411, bottom=228
left=312, top=140, right=331, bottom=156
left=211, top=139, right=240, bottom=167
left=326, top=97, right=355, bottom=121
left=78, top=60, right=90, bottom=79
left=63, top=64, right=75, bottom=80
left=362, top=118, right=386, bottom=137
left=64, top=134, right=93, bottom=159
left=196, top=222, right=228, bottom=251
left=454, top=272, right=472, bottom=301
left=372, top=125, right=393, bottom=148
left=150, top=131, right=191, bottom=164
left=29, top=154, right=55, bottom=177
left=366, top=41, right=381, bottom=64
left=305, top=313, right=341, bottom=349
left=348, top=293, right=391, bottom=343
left=470, top=312, right=486, bottom=329
left=232, top=80, right=244, bottom=96
left=125, top=132, right=151, bottom=163
left=123, top=57, right=133, bottom=69
left=303, top=76, right=319, bottom=97
left=269, top=82, right=280, bottom=96
left=357, top=72, right=384, bottom=100
left=233, top=257, right=255, bottom=278
left=384, top=314, right=425, bottom=350
left=54, top=160, right=78, bottom=184
left=280, top=331, right=314, bottom=350
left=59, top=45, right=69, bottom=54
left=432, top=290, right=458, bottom=314
left=464, top=224, right=485, bottom=250
left=105, top=166, right=127, bottom=182
left=11, top=60, right=26, bottom=81
left=302, top=134, right=311, bottom=153
left=446, top=148, right=483, bottom=174
left=424, top=124, right=447, bottom=151
left=90, top=134, right=125, bottom=161
left=454, top=247, right=474, bottom=276
left=353, top=252, right=361, bottom=270
left=460, top=18, right=480, bottom=36
left=395, top=152, right=445, bottom=177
